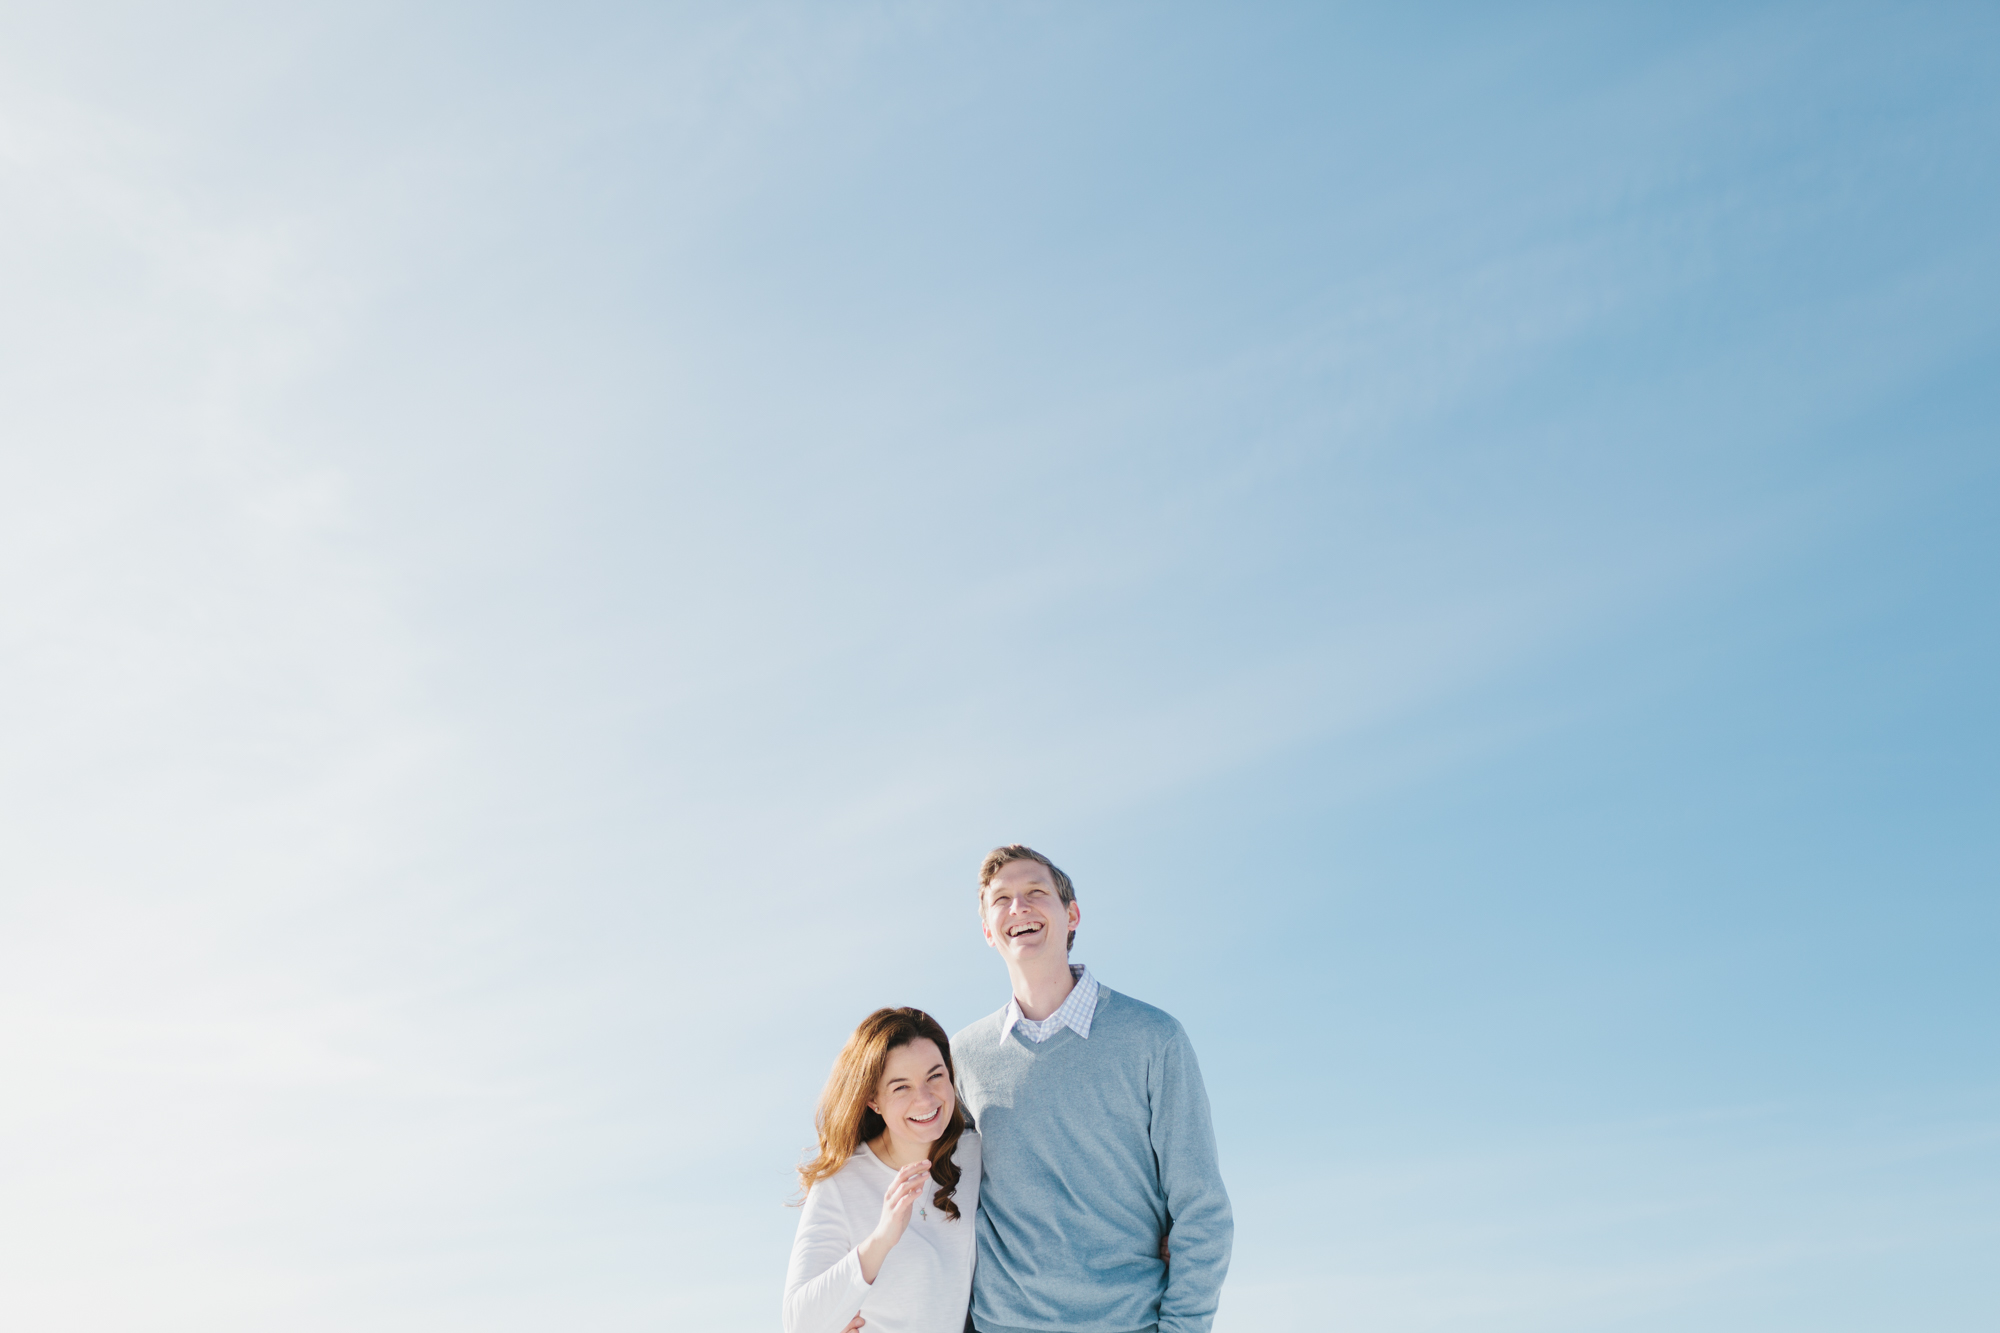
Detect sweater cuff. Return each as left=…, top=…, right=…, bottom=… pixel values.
left=828, top=1245, right=871, bottom=1310
left=789, top=1247, right=871, bottom=1333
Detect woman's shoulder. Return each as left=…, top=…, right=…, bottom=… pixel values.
left=836, top=1143, right=891, bottom=1180
left=802, top=1147, right=884, bottom=1203
left=953, top=1128, right=981, bottom=1168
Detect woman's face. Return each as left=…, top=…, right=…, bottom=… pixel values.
left=869, top=1037, right=955, bottom=1150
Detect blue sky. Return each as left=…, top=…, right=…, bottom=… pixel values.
left=0, top=4, right=1994, bottom=1330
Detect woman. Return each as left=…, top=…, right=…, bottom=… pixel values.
left=784, top=1007, right=980, bottom=1333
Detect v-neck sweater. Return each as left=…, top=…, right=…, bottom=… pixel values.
left=953, top=986, right=1232, bottom=1333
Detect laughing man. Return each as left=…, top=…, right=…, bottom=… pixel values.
left=952, top=845, right=1232, bottom=1333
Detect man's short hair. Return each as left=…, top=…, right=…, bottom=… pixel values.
left=978, top=844, right=1077, bottom=951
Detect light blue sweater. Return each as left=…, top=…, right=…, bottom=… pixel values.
left=952, top=986, right=1232, bottom=1333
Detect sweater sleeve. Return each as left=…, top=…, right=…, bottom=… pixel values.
left=782, top=1177, right=872, bottom=1333
left=1150, top=1023, right=1234, bottom=1333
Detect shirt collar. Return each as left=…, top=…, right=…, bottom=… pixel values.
left=1000, top=964, right=1099, bottom=1042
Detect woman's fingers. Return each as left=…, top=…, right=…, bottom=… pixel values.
left=883, top=1161, right=931, bottom=1204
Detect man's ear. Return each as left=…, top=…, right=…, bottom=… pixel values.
left=1068, top=900, right=1081, bottom=930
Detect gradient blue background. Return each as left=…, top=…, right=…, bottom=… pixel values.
left=0, top=4, right=1993, bottom=1330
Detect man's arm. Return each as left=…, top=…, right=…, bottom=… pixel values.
left=1150, top=1024, right=1233, bottom=1333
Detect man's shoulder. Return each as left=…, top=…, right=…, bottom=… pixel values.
left=950, top=1006, right=1012, bottom=1053
left=1095, top=986, right=1190, bottom=1045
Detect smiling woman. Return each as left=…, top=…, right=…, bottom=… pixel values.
left=785, top=1009, right=983, bottom=1333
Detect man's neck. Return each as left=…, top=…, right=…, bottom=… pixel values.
left=1010, top=956, right=1078, bottom=1022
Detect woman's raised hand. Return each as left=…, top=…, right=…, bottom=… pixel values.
left=855, top=1159, right=930, bottom=1284
left=872, top=1159, right=930, bottom=1248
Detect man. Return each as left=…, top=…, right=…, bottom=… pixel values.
left=952, top=845, right=1232, bottom=1333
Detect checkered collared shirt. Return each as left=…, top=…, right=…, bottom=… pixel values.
left=1000, top=964, right=1100, bottom=1043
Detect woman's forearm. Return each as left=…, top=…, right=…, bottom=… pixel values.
left=855, top=1230, right=894, bottom=1285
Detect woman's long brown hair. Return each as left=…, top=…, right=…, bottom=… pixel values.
left=795, top=1007, right=967, bottom=1221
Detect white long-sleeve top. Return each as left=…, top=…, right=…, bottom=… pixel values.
left=783, top=1133, right=981, bottom=1333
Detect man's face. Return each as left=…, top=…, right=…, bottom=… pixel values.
left=980, top=859, right=1079, bottom=965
